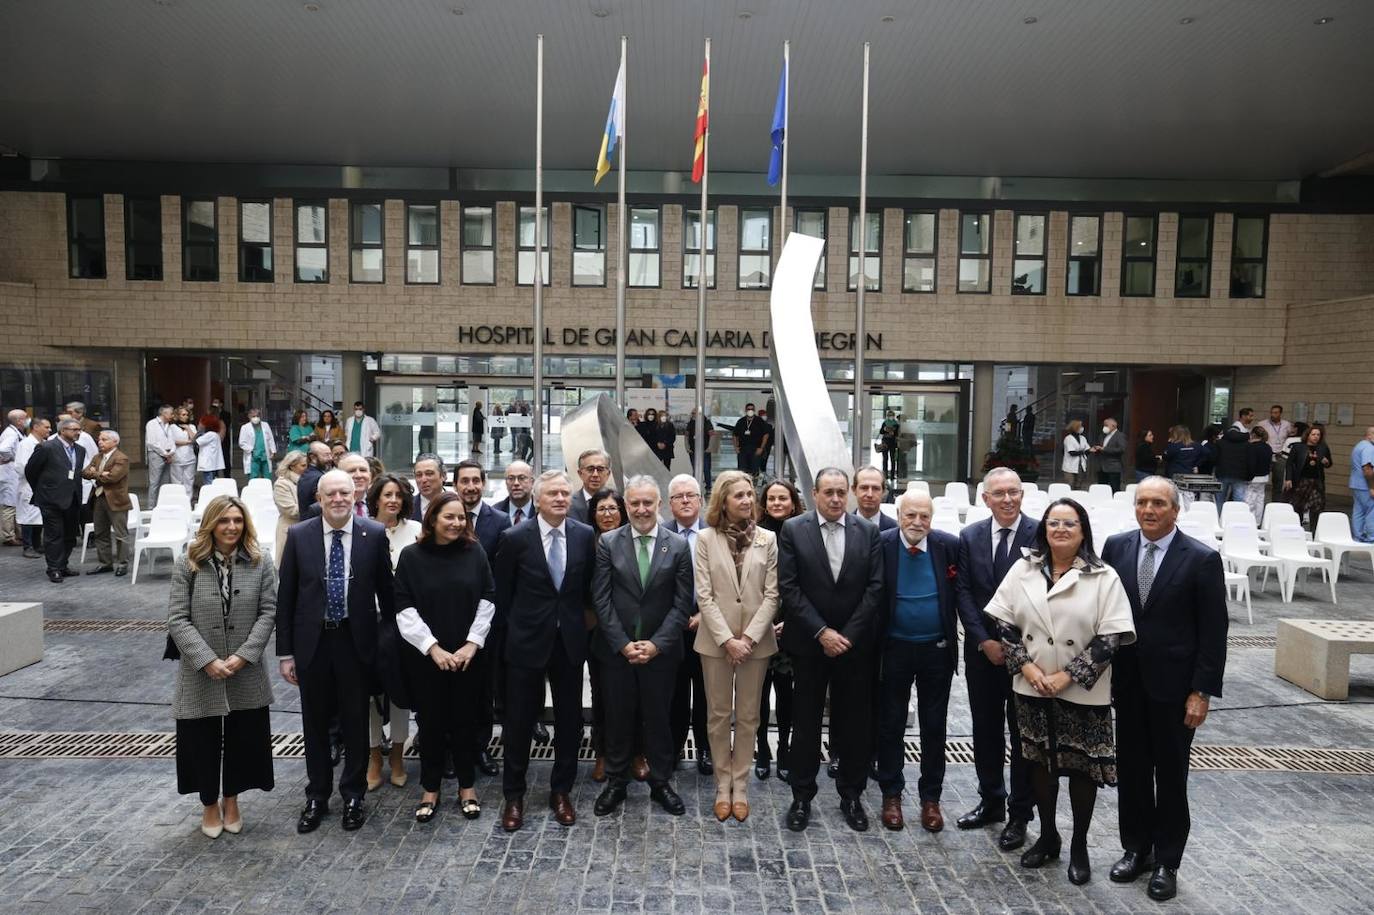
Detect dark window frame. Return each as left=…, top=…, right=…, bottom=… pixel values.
left=571, top=203, right=608, bottom=287
left=737, top=205, right=773, bottom=290
left=349, top=201, right=385, bottom=284
left=1229, top=214, right=1268, bottom=299
left=181, top=196, right=219, bottom=282
left=1174, top=213, right=1213, bottom=298
left=957, top=210, right=992, bottom=294
left=683, top=207, right=718, bottom=290
left=516, top=204, right=551, bottom=288
left=293, top=199, right=329, bottom=284
left=627, top=205, right=662, bottom=289
left=902, top=209, right=938, bottom=294
left=794, top=207, right=827, bottom=290
left=123, top=196, right=162, bottom=281
left=1065, top=213, right=1103, bottom=297
left=460, top=204, right=496, bottom=286
left=848, top=208, right=882, bottom=293
left=1010, top=211, right=1047, bottom=296
left=405, top=202, right=441, bottom=285
left=67, top=194, right=107, bottom=279
left=1120, top=213, right=1158, bottom=297
left=237, top=198, right=274, bottom=283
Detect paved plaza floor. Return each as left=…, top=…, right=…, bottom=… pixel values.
left=1, top=545, right=1372, bottom=914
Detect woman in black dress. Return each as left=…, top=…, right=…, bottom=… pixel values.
left=1284, top=423, right=1333, bottom=530
left=394, top=491, right=496, bottom=822
left=754, top=477, right=803, bottom=781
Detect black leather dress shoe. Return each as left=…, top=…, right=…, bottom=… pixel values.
left=296, top=799, right=329, bottom=833
left=533, top=722, right=551, bottom=743
left=956, top=800, right=1006, bottom=830
left=696, top=751, right=713, bottom=776
left=755, top=760, right=770, bottom=780
left=60, top=567, right=80, bottom=577
left=478, top=750, right=501, bottom=776
left=786, top=798, right=811, bottom=832
left=650, top=785, right=686, bottom=816
left=826, top=759, right=840, bottom=779
left=47, top=570, right=64, bottom=583
left=1146, top=866, right=1178, bottom=901
left=998, top=818, right=1029, bottom=850
left=594, top=783, right=627, bottom=816
left=88, top=565, right=114, bottom=575
left=113, top=565, right=128, bottom=577
left=840, top=798, right=869, bottom=832
left=341, top=797, right=366, bottom=831
left=1109, top=850, right=1154, bottom=883
left=1067, top=843, right=1091, bottom=885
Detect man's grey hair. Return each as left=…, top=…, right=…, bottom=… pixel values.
left=623, top=475, right=661, bottom=500
left=56, top=418, right=80, bottom=432
left=316, top=468, right=353, bottom=496
left=99, top=429, right=120, bottom=445
left=1136, top=475, right=1181, bottom=510
left=336, top=451, right=368, bottom=469
left=65, top=401, right=85, bottom=413
left=577, top=448, right=611, bottom=469
left=668, top=473, right=700, bottom=495
left=532, top=469, right=572, bottom=501
left=413, top=452, right=446, bottom=475
left=896, top=490, right=932, bottom=513
left=983, top=467, right=1022, bottom=487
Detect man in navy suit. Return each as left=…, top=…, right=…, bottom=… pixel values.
left=954, top=468, right=1039, bottom=849
left=494, top=469, right=596, bottom=831
left=493, top=460, right=535, bottom=525
left=410, top=453, right=447, bottom=522
left=854, top=465, right=898, bottom=532
left=1103, top=476, right=1227, bottom=902
left=569, top=448, right=612, bottom=525
left=24, top=418, right=86, bottom=582
left=875, top=491, right=960, bottom=833
left=295, top=442, right=332, bottom=516
left=277, top=469, right=396, bottom=833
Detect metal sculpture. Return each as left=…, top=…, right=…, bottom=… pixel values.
left=559, top=394, right=689, bottom=517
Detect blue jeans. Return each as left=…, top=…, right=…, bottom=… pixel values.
left=1354, top=489, right=1374, bottom=543
left=1214, top=478, right=1248, bottom=509
left=201, top=471, right=217, bottom=485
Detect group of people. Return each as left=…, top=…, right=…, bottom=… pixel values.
left=164, top=431, right=1230, bottom=903
left=624, top=402, right=775, bottom=479
left=470, top=400, right=535, bottom=461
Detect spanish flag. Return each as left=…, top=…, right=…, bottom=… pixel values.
left=691, top=57, right=709, bottom=183
left=594, top=59, right=626, bottom=186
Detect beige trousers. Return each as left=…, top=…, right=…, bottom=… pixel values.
left=700, top=653, right=769, bottom=802
left=0, top=504, right=16, bottom=542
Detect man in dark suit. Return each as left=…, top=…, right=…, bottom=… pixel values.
left=24, top=418, right=85, bottom=583
left=1093, top=417, right=1127, bottom=491
left=296, top=442, right=332, bottom=516
left=590, top=475, right=694, bottom=816
left=493, top=460, right=535, bottom=525
left=778, top=467, right=884, bottom=832
left=854, top=465, right=898, bottom=531
left=664, top=473, right=712, bottom=775
left=410, top=453, right=447, bottom=521
left=494, top=469, right=597, bottom=831
left=954, top=468, right=1039, bottom=849
left=569, top=448, right=612, bottom=524
left=277, top=468, right=396, bottom=833
left=1103, top=476, right=1228, bottom=902
left=875, top=491, right=960, bottom=833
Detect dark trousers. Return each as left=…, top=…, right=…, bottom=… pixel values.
left=671, top=645, right=710, bottom=758
left=587, top=638, right=606, bottom=754
left=175, top=706, right=274, bottom=806
left=876, top=639, right=955, bottom=802
left=39, top=498, right=79, bottom=572
left=738, top=449, right=758, bottom=476
left=475, top=626, right=506, bottom=753
left=757, top=665, right=793, bottom=762
left=21, top=523, right=43, bottom=549
left=1097, top=470, right=1122, bottom=491
left=964, top=647, right=1035, bottom=821
left=298, top=624, right=370, bottom=802
left=788, top=649, right=873, bottom=801
left=603, top=652, right=679, bottom=787
left=413, top=661, right=479, bottom=792
left=1114, top=685, right=1197, bottom=869
left=502, top=637, right=583, bottom=799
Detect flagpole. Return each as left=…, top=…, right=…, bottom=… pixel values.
left=533, top=34, right=545, bottom=474
left=614, top=34, right=628, bottom=409
left=852, top=41, right=869, bottom=470
left=774, top=40, right=791, bottom=482
left=693, top=38, right=710, bottom=484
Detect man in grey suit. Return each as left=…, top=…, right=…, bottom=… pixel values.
left=24, top=417, right=86, bottom=582
left=590, top=475, right=694, bottom=816
left=569, top=448, right=612, bottom=525
left=1094, top=418, right=1127, bottom=491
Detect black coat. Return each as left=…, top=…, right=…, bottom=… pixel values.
left=954, top=514, right=1039, bottom=651
left=296, top=464, right=324, bottom=515
left=493, top=517, right=597, bottom=668
left=24, top=438, right=85, bottom=510
left=1285, top=441, right=1332, bottom=487
left=1212, top=427, right=1251, bottom=479
left=777, top=511, right=885, bottom=657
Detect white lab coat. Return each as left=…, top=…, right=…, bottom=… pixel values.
left=76, top=430, right=98, bottom=504
left=14, top=434, right=43, bottom=525
left=237, top=421, right=277, bottom=473
left=0, top=424, right=22, bottom=507
left=343, top=414, right=382, bottom=458
left=196, top=430, right=226, bottom=472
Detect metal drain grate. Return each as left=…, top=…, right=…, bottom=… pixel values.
left=43, top=619, right=166, bottom=633
left=4, top=732, right=1373, bottom=775
left=1228, top=635, right=1277, bottom=649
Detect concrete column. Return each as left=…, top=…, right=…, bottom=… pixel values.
left=972, top=361, right=995, bottom=478
left=342, top=353, right=364, bottom=411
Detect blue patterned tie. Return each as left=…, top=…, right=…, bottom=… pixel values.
left=547, top=528, right=565, bottom=591
left=327, top=529, right=346, bottom=622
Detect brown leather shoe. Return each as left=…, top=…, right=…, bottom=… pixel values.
left=881, top=796, right=905, bottom=830
left=592, top=756, right=606, bottom=783
left=632, top=755, right=650, bottom=781
left=732, top=800, right=750, bottom=822
left=501, top=797, right=524, bottom=832
left=713, top=800, right=731, bottom=822
left=920, top=801, right=944, bottom=833
left=550, top=792, right=576, bottom=826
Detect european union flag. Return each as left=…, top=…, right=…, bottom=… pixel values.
left=767, top=59, right=786, bottom=186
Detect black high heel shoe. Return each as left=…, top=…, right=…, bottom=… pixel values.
left=755, top=758, right=771, bottom=780
left=1019, top=834, right=1062, bottom=869
left=1067, top=843, right=1091, bottom=885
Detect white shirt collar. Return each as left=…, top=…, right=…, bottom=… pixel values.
left=898, top=530, right=927, bottom=552
left=819, top=511, right=847, bottom=529
left=672, top=515, right=703, bottom=533
left=324, top=514, right=355, bottom=537
left=858, top=507, right=883, bottom=523
left=631, top=524, right=659, bottom=544
left=1141, top=526, right=1177, bottom=553
left=538, top=514, right=566, bottom=539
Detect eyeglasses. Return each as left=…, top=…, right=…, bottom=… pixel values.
left=580, top=465, right=609, bottom=474
left=669, top=493, right=700, bottom=502
left=506, top=474, right=532, bottom=482
left=594, top=505, right=621, bottom=514
left=1045, top=519, right=1080, bottom=529
left=986, top=489, right=1023, bottom=500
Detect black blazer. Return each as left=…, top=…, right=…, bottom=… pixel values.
left=25, top=438, right=85, bottom=509
left=569, top=490, right=591, bottom=525
left=590, top=524, right=693, bottom=662
left=1102, top=529, right=1228, bottom=704
left=879, top=527, right=961, bottom=671
left=1285, top=441, right=1332, bottom=487
left=777, top=511, right=885, bottom=657
left=494, top=516, right=597, bottom=668
left=955, top=514, right=1039, bottom=650
left=296, top=465, right=323, bottom=515
left=861, top=511, right=898, bottom=532
left=275, top=515, right=397, bottom=673
left=472, top=500, right=512, bottom=559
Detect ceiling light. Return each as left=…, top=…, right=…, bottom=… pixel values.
left=304, top=2, right=320, bottom=10
left=450, top=6, right=463, bottom=14
left=1179, top=17, right=1194, bottom=25
left=881, top=15, right=895, bottom=23
left=1023, top=16, right=1038, bottom=25
left=1313, top=16, right=1333, bottom=25
left=738, top=11, right=753, bottom=20
left=592, top=8, right=610, bottom=18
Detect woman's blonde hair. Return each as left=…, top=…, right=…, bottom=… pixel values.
left=187, top=495, right=261, bottom=571
left=277, top=451, right=306, bottom=478
left=704, top=470, right=754, bottom=528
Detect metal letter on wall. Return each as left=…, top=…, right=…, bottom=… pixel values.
left=559, top=393, right=687, bottom=518
left=770, top=232, right=852, bottom=499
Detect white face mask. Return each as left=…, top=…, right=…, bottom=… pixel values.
left=251, top=416, right=260, bottom=424
left=1102, top=425, right=1112, bottom=436
left=745, top=410, right=755, bottom=417
left=354, top=410, right=364, bottom=419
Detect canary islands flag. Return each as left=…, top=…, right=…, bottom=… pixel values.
left=594, top=60, right=626, bottom=186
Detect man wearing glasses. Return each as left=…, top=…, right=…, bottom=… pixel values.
left=495, top=461, right=535, bottom=525
left=664, top=474, right=714, bottom=775
left=570, top=449, right=613, bottom=524
left=953, top=468, right=1039, bottom=851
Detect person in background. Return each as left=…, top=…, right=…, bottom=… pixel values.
left=172, top=406, right=198, bottom=500
left=586, top=489, right=630, bottom=783
left=490, top=403, right=506, bottom=455
left=570, top=449, right=613, bottom=525
left=0, top=409, right=29, bottom=547
left=685, top=407, right=713, bottom=486
left=853, top=465, right=897, bottom=531
left=14, top=417, right=49, bottom=558
left=1285, top=423, right=1333, bottom=531
left=878, top=410, right=901, bottom=483
left=1194, top=425, right=1222, bottom=477
left=754, top=478, right=803, bottom=783
left=1259, top=405, right=1292, bottom=498
left=330, top=441, right=348, bottom=467
left=24, top=417, right=86, bottom=583
left=626, top=408, right=640, bottom=428
left=1093, top=418, right=1126, bottom=491
left=196, top=421, right=226, bottom=486
left=296, top=442, right=333, bottom=517
left=1243, top=427, right=1273, bottom=524
left=652, top=410, right=676, bottom=470
left=1351, top=426, right=1374, bottom=544
left=365, top=455, right=385, bottom=482
left=145, top=404, right=178, bottom=507
left=494, top=460, right=534, bottom=525
left=288, top=409, right=315, bottom=454
left=639, top=408, right=660, bottom=452
left=67, top=400, right=101, bottom=439
left=1134, top=430, right=1157, bottom=484
left=314, top=409, right=344, bottom=448
left=344, top=401, right=381, bottom=459
left=167, top=495, right=278, bottom=839
left=237, top=408, right=276, bottom=481
left=82, top=429, right=131, bottom=576
left=1162, top=426, right=1199, bottom=479
left=273, top=452, right=306, bottom=560
left=470, top=401, right=485, bottom=454
left=410, top=454, right=448, bottom=522
left=1211, top=421, right=1252, bottom=509
left=336, top=453, right=373, bottom=518
left=1061, top=420, right=1090, bottom=490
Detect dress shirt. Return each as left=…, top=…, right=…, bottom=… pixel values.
left=991, top=519, right=1021, bottom=562
left=323, top=515, right=355, bottom=608
left=899, top=529, right=927, bottom=553
left=820, top=512, right=846, bottom=578
left=1137, top=526, right=1178, bottom=583
left=537, top=514, right=568, bottom=561
left=144, top=418, right=175, bottom=457
left=397, top=599, right=497, bottom=654
left=507, top=499, right=532, bottom=524
left=1260, top=419, right=1291, bottom=455
left=63, top=441, right=77, bottom=469
left=858, top=508, right=884, bottom=526
left=94, top=450, right=114, bottom=497
left=631, top=523, right=659, bottom=551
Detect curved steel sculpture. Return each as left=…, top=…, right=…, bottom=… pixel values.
left=559, top=393, right=688, bottom=517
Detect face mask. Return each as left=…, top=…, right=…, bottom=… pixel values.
left=1102, top=426, right=1111, bottom=436
left=251, top=417, right=260, bottom=424
left=745, top=410, right=755, bottom=417
left=354, top=410, right=363, bottom=419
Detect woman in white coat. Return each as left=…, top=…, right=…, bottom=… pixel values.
left=984, top=498, right=1136, bottom=886
left=195, top=422, right=226, bottom=486
left=1061, top=420, right=1091, bottom=489
left=172, top=406, right=198, bottom=499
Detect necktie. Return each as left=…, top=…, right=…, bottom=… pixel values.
left=636, top=534, right=652, bottom=587
left=354, top=501, right=365, bottom=517
left=547, top=528, right=565, bottom=590
left=513, top=506, right=525, bottom=524
left=326, top=530, right=346, bottom=622
left=824, top=521, right=843, bottom=579
left=995, top=527, right=1013, bottom=578
left=1139, top=541, right=1158, bottom=607
left=907, top=543, right=920, bottom=557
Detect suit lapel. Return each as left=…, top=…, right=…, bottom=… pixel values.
left=618, top=527, right=645, bottom=597
left=642, top=525, right=673, bottom=590
left=839, top=513, right=863, bottom=579
left=1143, top=532, right=1188, bottom=613
left=1118, top=530, right=1142, bottom=615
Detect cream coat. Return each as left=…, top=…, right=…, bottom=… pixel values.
left=693, top=525, right=779, bottom=659
left=984, top=554, right=1136, bottom=706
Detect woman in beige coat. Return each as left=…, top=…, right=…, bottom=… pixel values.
left=272, top=451, right=306, bottom=558
left=694, top=469, right=778, bottom=823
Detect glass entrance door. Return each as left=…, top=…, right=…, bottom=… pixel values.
left=866, top=389, right=965, bottom=487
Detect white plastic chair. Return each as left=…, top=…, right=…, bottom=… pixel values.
left=878, top=502, right=898, bottom=520
left=1219, top=501, right=1253, bottom=529
left=1021, top=482, right=1040, bottom=494
left=905, top=480, right=931, bottom=497
left=1046, top=483, right=1071, bottom=500
left=1022, top=492, right=1050, bottom=520
left=1314, top=512, right=1374, bottom=583
left=944, top=482, right=971, bottom=518
left=1112, top=490, right=1132, bottom=505
left=974, top=481, right=985, bottom=502
left=931, top=512, right=962, bottom=535
left=965, top=504, right=992, bottom=526
left=931, top=496, right=954, bottom=513
left=1221, top=523, right=1280, bottom=596
left=1088, top=483, right=1113, bottom=502
left=1272, top=523, right=1337, bottom=604
left=156, top=484, right=191, bottom=510
left=1176, top=514, right=1215, bottom=545
left=1261, top=502, right=1300, bottom=532
left=81, top=493, right=143, bottom=564
left=131, top=505, right=191, bottom=584
left=1186, top=500, right=1221, bottom=539
left=1189, top=523, right=1253, bottom=623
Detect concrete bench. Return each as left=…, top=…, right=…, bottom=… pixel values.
left=0, top=602, right=44, bottom=676
left=1275, top=618, right=1374, bottom=700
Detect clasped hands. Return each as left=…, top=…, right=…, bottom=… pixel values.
left=1021, top=662, right=1071, bottom=697
left=620, top=641, right=662, bottom=665
left=818, top=627, right=852, bottom=658
left=429, top=641, right=479, bottom=672
left=203, top=655, right=247, bottom=680
left=724, top=635, right=756, bottom=666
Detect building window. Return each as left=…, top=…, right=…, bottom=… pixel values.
left=794, top=208, right=826, bottom=290
left=683, top=208, right=716, bottom=289
left=124, top=197, right=162, bottom=281
left=628, top=206, right=660, bottom=288
left=848, top=209, right=880, bottom=291
left=1066, top=215, right=1102, bottom=296
left=461, top=205, right=495, bottom=285
left=517, top=205, right=550, bottom=287
left=573, top=205, right=606, bottom=286
left=295, top=201, right=328, bottom=283
left=350, top=202, right=384, bottom=283
left=738, top=207, right=772, bottom=289
left=1121, top=214, right=1157, bottom=296
left=406, top=203, right=439, bottom=284
left=67, top=195, right=107, bottom=279
left=958, top=212, right=990, bottom=293
left=182, top=198, right=218, bottom=282
left=1175, top=214, right=1212, bottom=297
left=903, top=210, right=937, bottom=293
left=238, top=200, right=273, bottom=283
left=1230, top=215, right=1267, bottom=298
left=1011, top=213, right=1046, bottom=295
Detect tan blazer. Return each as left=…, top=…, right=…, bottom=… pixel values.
left=82, top=448, right=131, bottom=511
left=693, top=526, right=779, bottom=659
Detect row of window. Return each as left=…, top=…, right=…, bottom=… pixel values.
left=65, top=196, right=1269, bottom=298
